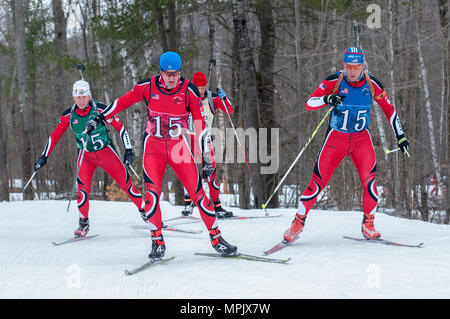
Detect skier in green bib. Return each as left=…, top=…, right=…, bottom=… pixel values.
left=34, top=80, right=144, bottom=237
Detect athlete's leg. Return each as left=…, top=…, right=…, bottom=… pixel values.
left=349, top=130, right=378, bottom=216
left=349, top=130, right=380, bottom=239
left=169, top=137, right=237, bottom=255
left=206, top=144, right=220, bottom=203
left=142, top=136, right=168, bottom=230
left=169, top=138, right=217, bottom=230
left=76, top=151, right=97, bottom=219
left=284, top=129, right=348, bottom=242
left=297, top=129, right=348, bottom=216
left=97, top=145, right=144, bottom=211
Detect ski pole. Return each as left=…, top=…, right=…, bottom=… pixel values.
left=220, top=98, right=268, bottom=215
left=67, top=137, right=88, bottom=212
left=207, top=58, right=216, bottom=88
left=262, top=105, right=335, bottom=210
left=76, top=64, right=85, bottom=80
left=23, top=171, right=37, bottom=192
left=127, top=163, right=142, bottom=182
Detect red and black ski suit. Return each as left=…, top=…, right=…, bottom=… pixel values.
left=40, top=101, right=144, bottom=218
left=299, top=70, right=406, bottom=218
left=100, top=75, right=218, bottom=231
left=185, top=91, right=234, bottom=205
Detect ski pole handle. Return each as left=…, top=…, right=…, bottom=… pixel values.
left=385, top=148, right=400, bottom=155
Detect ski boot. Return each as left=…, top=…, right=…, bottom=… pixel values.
left=181, top=203, right=194, bottom=216
left=148, top=229, right=166, bottom=260
left=181, top=195, right=194, bottom=216
left=74, top=217, right=89, bottom=238
left=283, top=214, right=306, bottom=242
left=139, top=209, right=148, bottom=222
left=209, top=227, right=237, bottom=256
left=214, top=201, right=233, bottom=219
left=361, top=215, right=381, bottom=239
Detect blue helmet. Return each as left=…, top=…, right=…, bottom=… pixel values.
left=159, top=51, right=182, bottom=71
left=344, top=47, right=364, bottom=64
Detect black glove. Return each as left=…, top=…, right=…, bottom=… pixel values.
left=397, top=134, right=410, bottom=157
left=34, top=155, right=47, bottom=171
left=123, top=149, right=135, bottom=165
left=83, top=114, right=105, bottom=134
left=325, top=94, right=345, bottom=107
left=202, top=162, right=214, bottom=179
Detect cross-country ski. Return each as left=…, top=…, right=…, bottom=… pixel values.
left=124, top=257, right=176, bottom=276
left=194, top=252, right=290, bottom=264
left=342, top=236, right=424, bottom=248
left=52, top=234, right=99, bottom=246
left=131, top=224, right=203, bottom=235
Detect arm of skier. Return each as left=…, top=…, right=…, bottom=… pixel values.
left=98, top=102, right=135, bottom=164
left=34, top=109, right=70, bottom=171
left=84, top=80, right=150, bottom=134
left=212, top=89, right=234, bottom=114
left=305, top=74, right=340, bottom=110
left=370, top=75, right=409, bottom=155
left=105, top=114, right=133, bottom=151
left=108, top=114, right=135, bottom=164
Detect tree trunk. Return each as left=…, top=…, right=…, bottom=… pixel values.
left=256, top=0, right=278, bottom=208
left=232, top=0, right=263, bottom=208
left=0, top=80, right=8, bottom=201
left=294, top=0, right=304, bottom=206
left=51, top=0, right=67, bottom=111
left=415, top=2, right=441, bottom=184
left=438, top=0, right=449, bottom=223
left=14, top=0, right=33, bottom=200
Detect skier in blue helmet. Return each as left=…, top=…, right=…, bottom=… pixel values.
left=282, top=46, right=410, bottom=244
left=159, top=51, right=182, bottom=72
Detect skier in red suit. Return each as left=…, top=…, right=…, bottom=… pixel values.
left=33, top=80, right=144, bottom=237
left=84, top=51, right=237, bottom=259
left=181, top=71, right=234, bottom=218
left=283, top=47, right=410, bottom=242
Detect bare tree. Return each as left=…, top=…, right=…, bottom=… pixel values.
left=415, top=1, right=441, bottom=185
left=438, top=0, right=449, bottom=223
left=232, top=0, right=263, bottom=208
left=14, top=0, right=33, bottom=199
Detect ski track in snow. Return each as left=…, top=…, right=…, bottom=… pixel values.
left=1, top=200, right=449, bottom=298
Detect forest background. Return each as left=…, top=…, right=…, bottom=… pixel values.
left=0, top=0, right=448, bottom=224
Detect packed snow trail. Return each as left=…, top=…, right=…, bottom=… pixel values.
left=1, top=200, right=449, bottom=298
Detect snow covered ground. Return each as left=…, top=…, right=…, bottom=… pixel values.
left=0, top=199, right=449, bottom=299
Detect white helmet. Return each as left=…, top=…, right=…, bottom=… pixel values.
left=72, top=80, right=91, bottom=96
